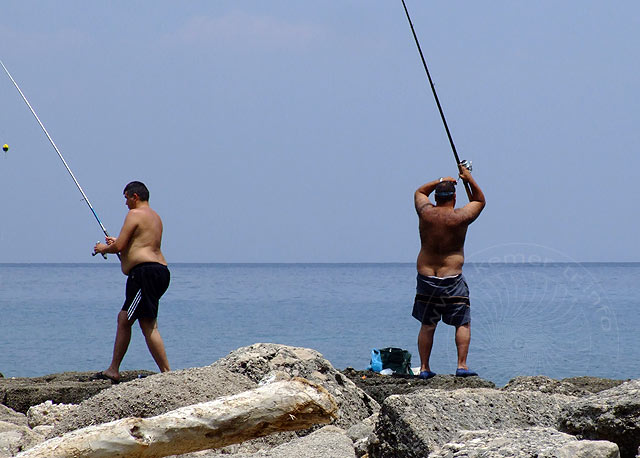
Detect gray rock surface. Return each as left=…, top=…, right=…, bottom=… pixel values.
left=370, top=388, right=577, bottom=458
left=0, top=370, right=152, bottom=414
left=214, top=344, right=379, bottom=429
left=429, top=427, right=620, bottom=457
left=343, top=368, right=495, bottom=405
left=26, top=400, right=78, bottom=428
left=205, top=426, right=355, bottom=458
left=559, top=379, right=640, bottom=458
left=503, top=375, right=628, bottom=397
left=0, top=405, right=27, bottom=427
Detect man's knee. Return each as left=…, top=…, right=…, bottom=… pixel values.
left=117, top=310, right=134, bottom=326
left=139, top=318, right=158, bottom=336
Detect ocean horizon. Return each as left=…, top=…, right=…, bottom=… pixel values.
left=1, top=261, right=637, bottom=386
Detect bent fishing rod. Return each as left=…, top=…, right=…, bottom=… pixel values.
left=1, top=59, right=111, bottom=258
left=400, top=0, right=473, bottom=201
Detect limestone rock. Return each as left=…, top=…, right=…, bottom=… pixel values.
left=370, top=388, right=576, bottom=458
left=26, top=400, right=78, bottom=428
left=188, top=426, right=356, bottom=458
left=343, top=368, right=495, bottom=405
left=0, top=420, right=44, bottom=457
left=0, top=370, right=152, bottom=414
left=0, top=405, right=27, bottom=427
left=214, top=343, right=379, bottom=429
left=503, top=375, right=628, bottom=397
left=429, top=427, right=620, bottom=457
left=559, top=379, right=640, bottom=458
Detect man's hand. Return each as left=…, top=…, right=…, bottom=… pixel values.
left=458, top=166, right=472, bottom=183
left=106, top=236, right=117, bottom=245
left=440, top=176, right=457, bottom=184
left=94, top=242, right=107, bottom=255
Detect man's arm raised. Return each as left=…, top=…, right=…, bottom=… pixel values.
left=457, top=167, right=485, bottom=223
left=414, top=176, right=457, bottom=215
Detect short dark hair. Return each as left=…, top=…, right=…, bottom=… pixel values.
left=123, top=181, right=149, bottom=201
left=434, top=181, right=456, bottom=204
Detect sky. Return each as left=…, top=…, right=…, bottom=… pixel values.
left=0, top=1, right=638, bottom=263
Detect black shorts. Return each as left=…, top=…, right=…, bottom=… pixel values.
left=122, top=262, right=170, bottom=321
left=412, top=273, right=470, bottom=327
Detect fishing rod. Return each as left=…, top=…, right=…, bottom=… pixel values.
left=0, top=59, right=111, bottom=258
left=400, top=0, right=473, bottom=201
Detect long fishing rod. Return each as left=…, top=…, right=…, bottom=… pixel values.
left=400, top=0, right=473, bottom=201
left=1, top=59, right=110, bottom=258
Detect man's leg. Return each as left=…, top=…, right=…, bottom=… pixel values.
left=139, top=317, right=171, bottom=372
left=417, top=323, right=437, bottom=372
left=455, top=323, right=471, bottom=370
left=103, top=310, right=134, bottom=381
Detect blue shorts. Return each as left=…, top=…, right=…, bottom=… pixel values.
left=412, top=273, right=470, bottom=327
left=122, top=262, right=170, bottom=321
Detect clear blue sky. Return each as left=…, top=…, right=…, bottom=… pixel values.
left=1, top=1, right=638, bottom=263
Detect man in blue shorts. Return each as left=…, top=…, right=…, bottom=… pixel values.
left=413, top=165, right=485, bottom=379
left=93, top=181, right=170, bottom=383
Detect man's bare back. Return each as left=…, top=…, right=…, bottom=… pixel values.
left=415, top=169, right=485, bottom=277
left=94, top=188, right=166, bottom=275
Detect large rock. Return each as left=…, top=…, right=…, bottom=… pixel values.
left=187, top=426, right=356, bottom=458
left=370, top=388, right=577, bottom=458
left=26, top=401, right=78, bottom=428
left=0, top=421, right=44, bottom=457
left=0, top=405, right=27, bottom=428
left=52, top=365, right=255, bottom=436
left=214, top=344, right=379, bottom=429
left=343, top=368, right=495, bottom=405
left=503, top=375, right=628, bottom=397
left=559, top=379, right=640, bottom=458
left=429, top=427, right=620, bottom=457
left=0, top=371, right=152, bottom=414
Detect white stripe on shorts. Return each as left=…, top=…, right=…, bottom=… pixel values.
left=127, top=289, right=142, bottom=320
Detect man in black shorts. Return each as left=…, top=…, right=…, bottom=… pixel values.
left=413, top=165, right=485, bottom=379
left=93, top=181, right=170, bottom=383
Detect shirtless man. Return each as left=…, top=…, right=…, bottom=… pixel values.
left=92, top=181, right=170, bottom=383
left=412, top=165, right=485, bottom=379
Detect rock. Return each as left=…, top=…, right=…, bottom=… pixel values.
left=26, top=400, right=78, bottom=428
left=18, top=379, right=337, bottom=458
left=214, top=344, right=379, bottom=430
left=346, top=414, right=378, bottom=458
left=370, top=388, right=577, bottom=458
left=559, top=379, right=640, bottom=458
left=343, top=368, right=495, bottom=405
left=0, top=370, right=153, bottom=414
left=203, top=426, right=357, bottom=458
left=51, top=365, right=255, bottom=436
left=0, top=404, right=27, bottom=427
left=0, top=420, right=44, bottom=457
left=429, top=427, right=620, bottom=457
left=503, top=375, right=628, bottom=397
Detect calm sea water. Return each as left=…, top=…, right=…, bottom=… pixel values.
left=0, top=262, right=637, bottom=387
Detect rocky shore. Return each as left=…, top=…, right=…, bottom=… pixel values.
left=0, top=343, right=637, bottom=457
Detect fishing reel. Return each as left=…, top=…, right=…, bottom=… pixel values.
left=459, top=160, right=472, bottom=172
left=92, top=242, right=108, bottom=259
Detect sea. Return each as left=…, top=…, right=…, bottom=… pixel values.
left=0, top=261, right=638, bottom=387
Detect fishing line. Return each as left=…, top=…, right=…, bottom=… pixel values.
left=400, top=0, right=473, bottom=200
left=0, top=59, right=111, bottom=258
